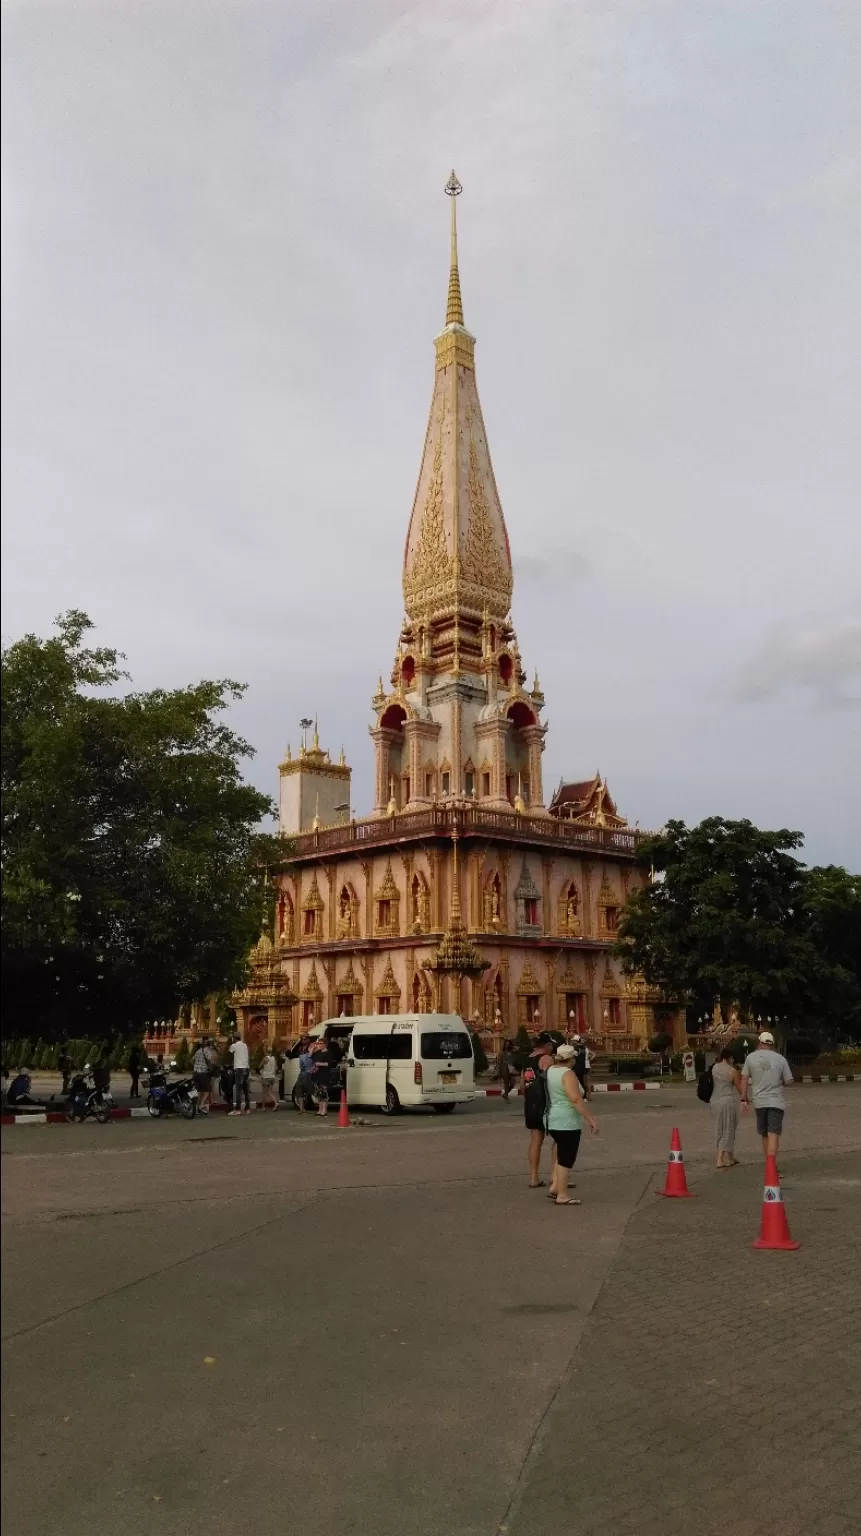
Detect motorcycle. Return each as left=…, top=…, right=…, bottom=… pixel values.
left=145, top=1072, right=198, bottom=1120
left=65, top=1066, right=114, bottom=1125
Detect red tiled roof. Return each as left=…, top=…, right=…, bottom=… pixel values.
left=549, top=778, right=597, bottom=808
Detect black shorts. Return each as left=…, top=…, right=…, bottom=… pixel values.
left=192, top=1072, right=211, bottom=1092
left=525, top=1113, right=545, bottom=1133
left=755, top=1107, right=784, bottom=1136
left=549, top=1129, right=582, bottom=1169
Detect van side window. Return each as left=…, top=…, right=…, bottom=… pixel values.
left=352, top=1034, right=412, bottom=1060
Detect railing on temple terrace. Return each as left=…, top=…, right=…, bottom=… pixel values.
left=288, top=804, right=642, bottom=862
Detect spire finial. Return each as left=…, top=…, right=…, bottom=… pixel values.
left=444, top=170, right=464, bottom=327
left=449, top=826, right=463, bottom=926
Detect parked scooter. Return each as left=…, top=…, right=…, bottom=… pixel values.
left=145, top=1070, right=198, bottom=1119
left=65, top=1065, right=114, bottom=1124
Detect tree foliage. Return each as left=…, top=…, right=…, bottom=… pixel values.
left=615, top=818, right=861, bottom=1038
left=648, top=1032, right=673, bottom=1055
left=1, top=612, right=288, bottom=1040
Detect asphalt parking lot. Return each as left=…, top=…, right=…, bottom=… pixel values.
left=3, top=1087, right=860, bottom=1536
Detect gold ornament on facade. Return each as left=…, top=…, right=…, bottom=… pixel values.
left=373, top=860, right=401, bottom=938
left=403, top=435, right=450, bottom=616
left=557, top=880, right=581, bottom=937
left=300, top=962, right=325, bottom=1004
left=375, top=957, right=402, bottom=1007
left=231, top=923, right=298, bottom=1021
left=600, top=958, right=622, bottom=997
left=301, top=873, right=325, bottom=940
left=422, top=833, right=489, bottom=986
left=336, top=883, right=360, bottom=940
left=461, top=438, right=512, bottom=610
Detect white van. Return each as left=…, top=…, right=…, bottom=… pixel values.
left=283, top=1014, right=476, bottom=1115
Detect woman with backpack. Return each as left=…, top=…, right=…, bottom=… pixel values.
left=709, top=1047, right=743, bottom=1168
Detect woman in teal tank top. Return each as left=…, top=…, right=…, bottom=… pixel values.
left=545, top=1044, right=600, bottom=1205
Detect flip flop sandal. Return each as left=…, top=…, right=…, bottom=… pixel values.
left=529, top=1180, right=546, bottom=1188
left=554, top=1199, right=582, bottom=1206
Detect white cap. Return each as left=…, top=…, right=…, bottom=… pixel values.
left=556, top=1043, right=576, bottom=1060
left=758, top=1031, right=775, bottom=1044
left=569, top=1034, right=582, bottom=1045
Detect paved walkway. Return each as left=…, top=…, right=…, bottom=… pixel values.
left=2, top=1089, right=859, bottom=1535
left=504, top=1149, right=861, bottom=1536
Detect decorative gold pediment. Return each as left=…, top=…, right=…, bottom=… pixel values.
left=373, top=861, right=400, bottom=903
left=374, top=958, right=402, bottom=1001
left=337, top=960, right=363, bottom=997
left=597, top=868, right=616, bottom=906
left=300, top=962, right=324, bottom=1002
left=516, top=961, right=542, bottom=996
left=556, top=962, right=587, bottom=993
left=600, top=959, right=621, bottom=997
left=302, top=873, right=325, bottom=912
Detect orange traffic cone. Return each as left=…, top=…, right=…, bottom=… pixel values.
left=337, top=1089, right=350, bottom=1128
left=656, top=1127, right=695, bottom=1197
left=753, top=1155, right=800, bottom=1250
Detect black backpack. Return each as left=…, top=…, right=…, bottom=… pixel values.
left=696, top=1067, right=714, bottom=1104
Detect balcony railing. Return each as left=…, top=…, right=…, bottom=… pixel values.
left=288, top=804, right=641, bottom=861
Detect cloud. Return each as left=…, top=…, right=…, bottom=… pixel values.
left=737, top=615, right=861, bottom=707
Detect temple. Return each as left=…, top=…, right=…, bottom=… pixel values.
left=234, top=174, right=670, bottom=1056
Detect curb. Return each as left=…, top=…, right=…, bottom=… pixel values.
left=4, top=1075, right=856, bottom=1125
left=1, top=1101, right=255, bottom=1126
left=798, top=1074, right=856, bottom=1083
left=476, top=1082, right=662, bottom=1096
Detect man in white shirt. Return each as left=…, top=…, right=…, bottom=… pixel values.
left=228, top=1035, right=251, bottom=1115
left=740, top=1031, right=794, bottom=1160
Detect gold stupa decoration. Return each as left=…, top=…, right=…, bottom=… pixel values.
left=402, top=171, right=513, bottom=627
left=423, top=833, right=489, bottom=982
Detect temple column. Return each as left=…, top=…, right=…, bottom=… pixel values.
left=521, top=724, right=548, bottom=813
left=476, top=718, right=511, bottom=809
left=370, top=728, right=398, bottom=813
left=403, top=719, right=440, bottom=806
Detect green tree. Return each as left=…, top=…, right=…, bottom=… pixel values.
left=1, top=611, right=288, bottom=1041
left=798, top=866, right=861, bottom=1040
left=615, top=818, right=856, bottom=1032
left=174, top=1037, right=191, bottom=1073
left=648, top=1032, right=673, bottom=1055
left=469, top=1030, right=489, bottom=1074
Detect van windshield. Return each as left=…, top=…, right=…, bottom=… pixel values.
left=421, top=1032, right=472, bottom=1060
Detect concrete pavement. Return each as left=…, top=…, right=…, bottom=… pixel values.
left=2, top=1088, right=860, bottom=1535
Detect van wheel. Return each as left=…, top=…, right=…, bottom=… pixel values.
left=381, top=1086, right=400, bottom=1116
left=432, top=1103, right=456, bottom=1114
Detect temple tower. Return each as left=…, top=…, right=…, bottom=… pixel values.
left=371, top=172, right=548, bottom=816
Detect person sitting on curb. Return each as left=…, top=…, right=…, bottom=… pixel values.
left=740, top=1030, right=794, bottom=1164
left=7, top=1070, right=52, bottom=1109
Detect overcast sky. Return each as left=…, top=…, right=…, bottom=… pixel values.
left=3, top=1, right=860, bottom=867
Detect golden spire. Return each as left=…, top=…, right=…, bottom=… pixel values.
left=444, top=170, right=464, bottom=327
left=449, top=828, right=463, bottom=925
left=421, top=826, right=489, bottom=989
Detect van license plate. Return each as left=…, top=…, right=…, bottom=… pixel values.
left=440, top=1072, right=458, bottom=1084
